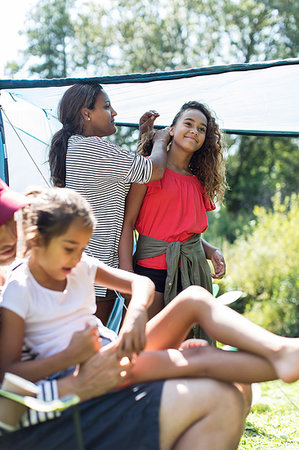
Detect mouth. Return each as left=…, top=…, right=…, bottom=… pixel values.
left=185, top=136, right=198, bottom=143
left=0, top=246, right=16, bottom=258
left=62, top=267, right=73, bottom=274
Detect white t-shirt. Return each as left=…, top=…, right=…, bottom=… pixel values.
left=66, top=135, right=153, bottom=296
left=0, top=253, right=116, bottom=359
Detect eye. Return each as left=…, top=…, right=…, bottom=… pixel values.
left=64, top=247, right=74, bottom=253
left=184, top=121, right=192, bottom=126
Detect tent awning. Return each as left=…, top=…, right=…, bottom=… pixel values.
left=1, top=58, right=298, bottom=192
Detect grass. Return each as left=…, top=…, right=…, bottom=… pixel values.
left=238, top=380, right=299, bottom=449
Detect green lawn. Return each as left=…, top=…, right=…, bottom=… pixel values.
left=239, top=380, right=299, bottom=449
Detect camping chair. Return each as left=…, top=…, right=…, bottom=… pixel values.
left=107, top=233, right=138, bottom=333
left=0, top=387, right=84, bottom=450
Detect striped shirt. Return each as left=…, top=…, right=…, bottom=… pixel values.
left=65, top=135, right=153, bottom=296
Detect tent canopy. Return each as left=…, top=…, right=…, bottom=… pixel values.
left=0, top=58, right=298, bottom=192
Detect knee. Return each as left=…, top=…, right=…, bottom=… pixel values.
left=218, top=382, right=246, bottom=433
left=178, top=285, right=214, bottom=312
left=179, top=285, right=212, bottom=303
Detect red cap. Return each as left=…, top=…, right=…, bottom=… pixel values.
left=0, top=179, right=29, bottom=226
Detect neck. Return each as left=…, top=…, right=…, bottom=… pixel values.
left=167, top=146, right=193, bottom=175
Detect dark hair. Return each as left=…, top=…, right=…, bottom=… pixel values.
left=49, top=82, right=103, bottom=187
left=138, top=101, right=227, bottom=202
left=23, top=188, right=96, bottom=251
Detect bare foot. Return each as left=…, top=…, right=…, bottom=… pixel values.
left=270, top=338, right=299, bottom=383
left=179, top=339, right=209, bottom=350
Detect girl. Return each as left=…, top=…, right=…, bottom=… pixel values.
left=0, top=187, right=299, bottom=389
left=49, top=81, right=170, bottom=325
left=119, top=101, right=227, bottom=324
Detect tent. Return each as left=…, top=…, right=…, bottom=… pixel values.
left=0, top=58, right=298, bottom=192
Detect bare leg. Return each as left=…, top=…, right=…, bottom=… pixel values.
left=145, top=286, right=299, bottom=383
left=148, top=291, right=164, bottom=320
left=159, top=378, right=245, bottom=450
left=127, top=346, right=276, bottom=385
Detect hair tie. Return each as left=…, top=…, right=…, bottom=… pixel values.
left=63, top=123, right=73, bottom=132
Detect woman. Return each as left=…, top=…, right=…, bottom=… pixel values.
left=49, top=82, right=170, bottom=324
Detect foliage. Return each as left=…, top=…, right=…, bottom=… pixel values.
left=218, top=193, right=299, bottom=336
left=23, top=0, right=76, bottom=78
left=5, top=0, right=299, bottom=245
left=239, top=380, right=299, bottom=449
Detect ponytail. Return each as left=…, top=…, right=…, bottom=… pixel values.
left=49, top=128, right=72, bottom=187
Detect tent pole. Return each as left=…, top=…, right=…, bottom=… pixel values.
left=0, top=105, right=9, bottom=183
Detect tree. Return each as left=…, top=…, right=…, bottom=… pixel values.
left=6, top=0, right=76, bottom=79
left=26, top=0, right=75, bottom=78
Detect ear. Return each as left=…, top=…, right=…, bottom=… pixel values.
left=169, top=126, right=174, bottom=136
left=26, top=226, right=43, bottom=248
left=81, top=107, right=91, bottom=121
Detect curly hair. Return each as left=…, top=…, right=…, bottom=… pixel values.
left=138, top=101, right=228, bottom=203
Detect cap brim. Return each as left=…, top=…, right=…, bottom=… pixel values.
left=0, top=191, right=29, bottom=226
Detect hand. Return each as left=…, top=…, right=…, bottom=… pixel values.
left=65, top=324, right=101, bottom=365
left=139, top=110, right=160, bottom=135
left=210, top=248, right=226, bottom=279
left=116, top=306, right=148, bottom=360
left=152, top=127, right=171, bottom=146
left=73, top=343, right=133, bottom=401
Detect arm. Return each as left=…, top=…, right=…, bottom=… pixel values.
left=94, top=263, right=155, bottom=360
left=119, top=183, right=148, bottom=273
left=0, top=308, right=100, bottom=383
left=201, top=238, right=226, bottom=279
left=147, top=128, right=170, bottom=181
left=138, top=110, right=169, bottom=182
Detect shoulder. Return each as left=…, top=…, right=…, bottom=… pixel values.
left=3, top=260, right=28, bottom=289
left=68, top=135, right=128, bottom=155
left=74, top=253, right=99, bottom=278
left=1, top=262, right=31, bottom=315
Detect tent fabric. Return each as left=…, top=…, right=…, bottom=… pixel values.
left=0, top=58, right=298, bottom=192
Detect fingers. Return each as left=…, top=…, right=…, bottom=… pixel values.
left=116, top=332, right=145, bottom=361
left=139, top=110, right=160, bottom=134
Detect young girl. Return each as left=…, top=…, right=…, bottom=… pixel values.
left=49, top=81, right=170, bottom=325
left=119, top=101, right=227, bottom=326
left=0, top=187, right=299, bottom=388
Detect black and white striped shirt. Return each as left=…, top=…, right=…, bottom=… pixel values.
left=66, top=135, right=152, bottom=296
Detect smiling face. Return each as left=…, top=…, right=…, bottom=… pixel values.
left=82, top=90, right=117, bottom=137
left=170, top=109, right=208, bottom=154
left=29, top=218, right=93, bottom=290
left=0, top=216, right=17, bottom=265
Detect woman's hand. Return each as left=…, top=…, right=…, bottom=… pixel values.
left=65, top=324, right=101, bottom=365
left=210, top=248, right=226, bottom=279
left=152, top=127, right=171, bottom=145
left=116, top=306, right=148, bottom=361
left=68, top=343, right=132, bottom=401
left=139, top=110, right=160, bottom=135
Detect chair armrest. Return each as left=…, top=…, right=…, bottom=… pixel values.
left=0, top=388, right=80, bottom=413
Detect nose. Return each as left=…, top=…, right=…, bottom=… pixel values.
left=71, top=250, right=83, bottom=267
left=110, top=105, right=117, bottom=117
left=191, top=128, right=198, bottom=135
